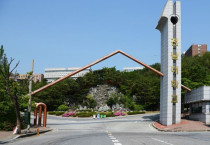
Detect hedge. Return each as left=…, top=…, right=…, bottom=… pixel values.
left=96, top=112, right=115, bottom=117
left=73, top=112, right=96, bottom=117
left=48, top=111, right=65, bottom=116
left=127, top=111, right=145, bottom=115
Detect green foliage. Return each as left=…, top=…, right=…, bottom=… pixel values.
left=18, top=95, right=36, bottom=112
left=0, top=45, right=31, bottom=132
left=73, top=111, right=115, bottom=117
left=127, top=111, right=145, bottom=115
left=73, top=112, right=96, bottom=117
left=57, top=104, right=70, bottom=111
left=134, top=104, right=144, bottom=111
left=48, top=111, right=65, bottom=116
left=78, top=109, right=93, bottom=112
left=182, top=52, right=210, bottom=89
left=48, top=111, right=56, bottom=115
left=106, top=97, right=117, bottom=108
left=2, top=51, right=206, bottom=116
left=97, top=112, right=115, bottom=117
left=83, top=94, right=96, bottom=109
left=27, top=71, right=33, bottom=76
left=31, top=66, right=161, bottom=111
left=55, top=111, right=65, bottom=116
left=0, top=101, right=16, bottom=130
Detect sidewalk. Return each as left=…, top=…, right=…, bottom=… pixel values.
left=0, top=126, right=52, bottom=144
left=153, top=119, right=210, bottom=132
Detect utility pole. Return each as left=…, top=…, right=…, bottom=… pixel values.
left=27, top=59, right=34, bottom=131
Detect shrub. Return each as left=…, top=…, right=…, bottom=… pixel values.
left=134, top=105, right=144, bottom=111
left=78, top=109, right=93, bottom=112
left=106, top=113, right=115, bottom=117
left=0, top=121, right=14, bottom=131
left=0, top=101, right=17, bottom=131
left=57, top=105, right=70, bottom=111
left=55, top=111, right=65, bottom=116
left=73, top=112, right=95, bottom=117
left=106, top=97, right=117, bottom=108
left=97, top=112, right=115, bottom=117
left=127, top=111, right=145, bottom=115
left=48, top=111, right=56, bottom=115
left=83, top=94, right=97, bottom=109
left=0, top=116, right=26, bottom=131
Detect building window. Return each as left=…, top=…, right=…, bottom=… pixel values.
left=192, top=106, right=202, bottom=113
left=198, top=45, right=201, bottom=56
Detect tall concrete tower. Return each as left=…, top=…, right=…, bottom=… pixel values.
left=156, top=0, right=181, bottom=126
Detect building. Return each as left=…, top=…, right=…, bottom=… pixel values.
left=123, top=67, right=143, bottom=72
left=185, top=86, right=210, bottom=124
left=185, top=44, right=207, bottom=57
left=17, top=74, right=44, bottom=82
left=44, top=67, right=91, bottom=82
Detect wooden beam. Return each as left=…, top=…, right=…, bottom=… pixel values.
left=181, top=84, right=191, bottom=92
left=119, top=50, right=164, bottom=77
left=31, top=50, right=190, bottom=95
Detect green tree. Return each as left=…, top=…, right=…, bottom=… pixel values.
left=0, top=45, right=22, bottom=133
left=83, top=94, right=96, bottom=109
left=106, top=97, right=117, bottom=108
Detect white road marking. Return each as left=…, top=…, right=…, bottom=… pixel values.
left=149, top=122, right=154, bottom=130
left=107, top=131, right=122, bottom=145
left=112, top=140, right=119, bottom=143
left=151, top=138, right=173, bottom=145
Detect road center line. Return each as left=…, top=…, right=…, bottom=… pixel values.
left=114, top=143, right=122, bottom=145
left=112, top=140, right=119, bottom=143
left=151, top=137, right=174, bottom=145
left=107, top=131, right=122, bottom=145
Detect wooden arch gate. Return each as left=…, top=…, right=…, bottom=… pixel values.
left=31, top=50, right=191, bottom=96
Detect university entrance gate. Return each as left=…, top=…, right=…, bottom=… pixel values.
left=31, top=0, right=190, bottom=126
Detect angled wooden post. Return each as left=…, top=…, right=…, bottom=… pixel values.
left=31, top=50, right=191, bottom=96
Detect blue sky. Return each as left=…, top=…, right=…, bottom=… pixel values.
left=0, top=0, right=210, bottom=74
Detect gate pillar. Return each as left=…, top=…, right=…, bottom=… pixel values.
left=156, top=0, right=181, bottom=126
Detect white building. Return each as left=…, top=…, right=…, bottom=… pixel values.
left=44, top=67, right=91, bottom=82
left=123, top=67, right=143, bottom=72
left=185, top=86, right=210, bottom=124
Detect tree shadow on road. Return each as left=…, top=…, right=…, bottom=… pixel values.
left=142, top=114, right=159, bottom=121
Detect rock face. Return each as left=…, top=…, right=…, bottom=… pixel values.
left=89, top=84, right=118, bottom=110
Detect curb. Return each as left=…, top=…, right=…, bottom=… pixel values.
left=0, top=129, right=53, bottom=144
left=0, top=135, right=20, bottom=144
left=19, top=129, right=53, bottom=138
left=152, top=122, right=169, bottom=132
left=152, top=121, right=210, bottom=132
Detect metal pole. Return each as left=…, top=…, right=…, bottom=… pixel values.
left=27, top=59, right=34, bottom=131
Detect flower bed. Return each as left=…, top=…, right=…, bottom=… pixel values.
left=114, top=112, right=121, bottom=116
left=114, top=112, right=126, bottom=116
left=121, top=112, right=125, bottom=116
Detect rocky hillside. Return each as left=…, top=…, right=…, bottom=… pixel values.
left=89, top=84, right=118, bottom=109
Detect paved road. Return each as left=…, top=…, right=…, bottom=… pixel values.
left=7, top=113, right=210, bottom=145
